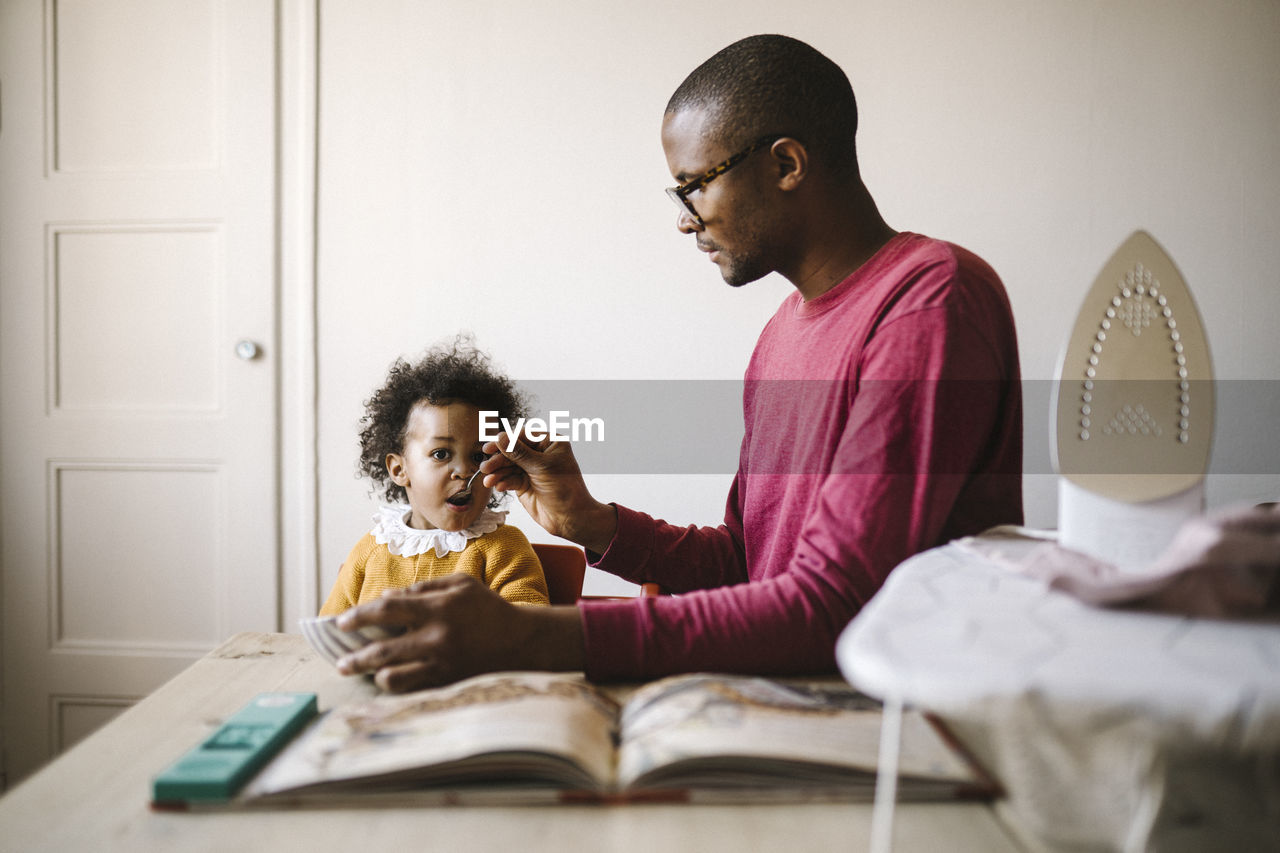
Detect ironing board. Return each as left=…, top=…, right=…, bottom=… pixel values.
left=837, top=531, right=1280, bottom=852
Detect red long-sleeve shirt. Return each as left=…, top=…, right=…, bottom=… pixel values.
left=579, top=232, right=1023, bottom=679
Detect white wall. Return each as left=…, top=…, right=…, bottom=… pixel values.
left=315, top=0, right=1280, bottom=594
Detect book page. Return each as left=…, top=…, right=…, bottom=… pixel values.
left=244, top=672, right=619, bottom=798
left=615, top=674, right=983, bottom=791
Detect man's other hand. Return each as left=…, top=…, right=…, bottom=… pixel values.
left=334, top=574, right=586, bottom=692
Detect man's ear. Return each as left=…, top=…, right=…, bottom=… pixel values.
left=770, top=137, right=808, bottom=191
left=386, top=453, right=408, bottom=486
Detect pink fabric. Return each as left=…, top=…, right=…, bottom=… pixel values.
left=580, top=233, right=1023, bottom=679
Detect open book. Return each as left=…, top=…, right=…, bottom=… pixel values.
left=209, top=671, right=996, bottom=807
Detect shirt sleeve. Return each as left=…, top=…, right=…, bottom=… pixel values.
left=578, top=305, right=1015, bottom=680
left=588, top=483, right=749, bottom=593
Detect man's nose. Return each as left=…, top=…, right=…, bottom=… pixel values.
left=676, top=208, right=703, bottom=234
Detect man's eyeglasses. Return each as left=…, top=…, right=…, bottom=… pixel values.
left=664, top=134, right=783, bottom=226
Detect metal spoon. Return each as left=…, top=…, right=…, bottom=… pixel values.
left=453, top=465, right=485, bottom=500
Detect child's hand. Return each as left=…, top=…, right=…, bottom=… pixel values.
left=481, top=432, right=618, bottom=553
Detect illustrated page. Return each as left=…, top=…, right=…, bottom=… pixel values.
left=616, top=674, right=980, bottom=789
left=245, top=672, right=619, bottom=797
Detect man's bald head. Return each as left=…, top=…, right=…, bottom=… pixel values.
left=666, top=35, right=860, bottom=180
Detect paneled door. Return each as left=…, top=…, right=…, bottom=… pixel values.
left=0, top=0, right=279, bottom=784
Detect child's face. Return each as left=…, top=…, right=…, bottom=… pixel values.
left=386, top=401, right=491, bottom=531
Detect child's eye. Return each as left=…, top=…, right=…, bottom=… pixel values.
left=429, top=449, right=450, bottom=461
left=470, top=451, right=487, bottom=465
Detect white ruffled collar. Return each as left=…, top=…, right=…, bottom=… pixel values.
left=371, top=505, right=507, bottom=558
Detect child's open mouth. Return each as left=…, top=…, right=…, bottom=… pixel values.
left=445, top=492, right=472, bottom=507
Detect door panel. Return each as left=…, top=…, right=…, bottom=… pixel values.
left=0, top=0, right=279, bottom=785
left=51, top=224, right=223, bottom=411
left=51, top=0, right=220, bottom=173
left=54, top=464, right=223, bottom=648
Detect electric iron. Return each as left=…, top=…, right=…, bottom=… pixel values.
left=1052, top=231, right=1213, bottom=569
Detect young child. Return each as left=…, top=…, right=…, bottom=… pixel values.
left=319, top=339, right=549, bottom=615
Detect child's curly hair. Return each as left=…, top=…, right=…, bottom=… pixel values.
left=359, top=336, right=529, bottom=505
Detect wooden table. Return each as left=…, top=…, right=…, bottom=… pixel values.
left=0, top=633, right=1024, bottom=853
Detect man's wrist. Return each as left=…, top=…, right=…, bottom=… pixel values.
left=563, top=501, right=618, bottom=556
left=516, top=605, right=586, bottom=672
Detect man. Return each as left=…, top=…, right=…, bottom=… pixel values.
left=337, top=35, right=1023, bottom=691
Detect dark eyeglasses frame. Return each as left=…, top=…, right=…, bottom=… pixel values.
left=664, top=134, right=784, bottom=226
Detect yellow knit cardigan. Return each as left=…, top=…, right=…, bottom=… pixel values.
left=319, top=524, right=549, bottom=615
